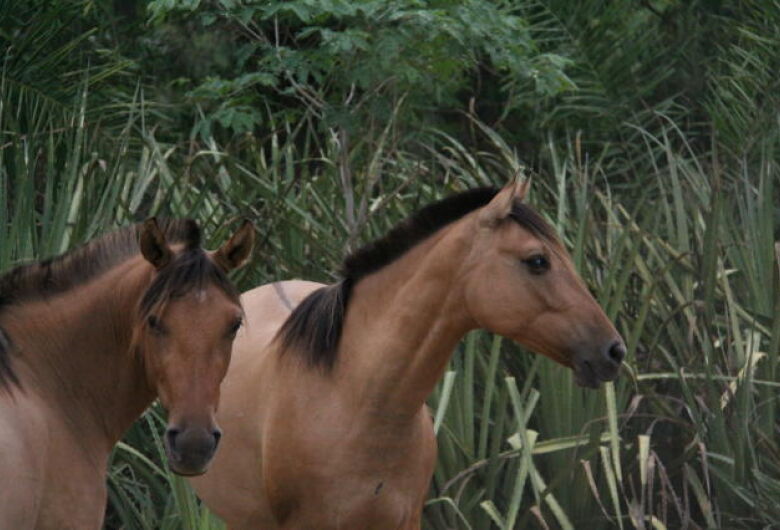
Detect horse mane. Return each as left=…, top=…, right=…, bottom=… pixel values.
left=277, top=186, right=557, bottom=370
left=0, top=219, right=239, bottom=391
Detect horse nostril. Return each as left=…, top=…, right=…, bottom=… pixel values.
left=607, top=341, right=626, bottom=365
left=212, top=429, right=222, bottom=447
left=165, top=428, right=180, bottom=451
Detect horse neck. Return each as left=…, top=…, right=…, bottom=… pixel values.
left=4, top=255, right=156, bottom=451
left=335, top=215, right=477, bottom=419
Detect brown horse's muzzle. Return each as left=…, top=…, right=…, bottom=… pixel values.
left=164, top=424, right=222, bottom=476
left=572, top=340, right=626, bottom=389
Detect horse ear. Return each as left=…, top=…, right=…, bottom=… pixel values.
left=479, top=179, right=530, bottom=226
left=516, top=178, right=531, bottom=201
left=140, top=218, right=173, bottom=270
left=212, top=220, right=255, bottom=272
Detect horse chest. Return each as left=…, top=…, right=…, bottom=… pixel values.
left=336, top=483, right=416, bottom=529
left=276, top=476, right=418, bottom=530
left=265, top=415, right=435, bottom=529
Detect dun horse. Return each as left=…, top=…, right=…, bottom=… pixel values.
left=0, top=218, right=254, bottom=529
left=190, top=182, right=626, bottom=529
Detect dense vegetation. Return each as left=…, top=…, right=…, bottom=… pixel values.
left=2, top=0, right=778, bottom=528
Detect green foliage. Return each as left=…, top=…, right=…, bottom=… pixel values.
left=0, top=0, right=135, bottom=137
left=145, top=0, right=573, bottom=139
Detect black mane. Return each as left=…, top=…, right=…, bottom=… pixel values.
left=0, top=219, right=237, bottom=391
left=277, top=186, right=557, bottom=370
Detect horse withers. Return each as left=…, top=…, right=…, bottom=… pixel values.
left=0, top=218, right=254, bottom=529
left=190, top=182, right=625, bottom=529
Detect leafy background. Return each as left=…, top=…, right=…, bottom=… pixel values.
left=1, top=0, right=779, bottom=528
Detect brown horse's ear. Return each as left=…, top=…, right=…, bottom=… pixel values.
left=516, top=177, right=531, bottom=201
left=212, top=220, right=255, bottom=272
left=140, top=218, right=173, bottom=270
left=479, top=179, right=531, bottom=226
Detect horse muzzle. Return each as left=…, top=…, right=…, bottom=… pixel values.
left=572, top=340, right=626, bottom=389
left=164, top=424, right=222, bottom=476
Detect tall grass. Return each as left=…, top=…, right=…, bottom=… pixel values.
left=1, top=75, right=777, bottom=529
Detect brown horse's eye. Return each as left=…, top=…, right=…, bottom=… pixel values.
left=147, top=315, right=166, bottom=335
left=523, top=254, right=550, bottom=275
left=227, top=319, right=243, bottom=339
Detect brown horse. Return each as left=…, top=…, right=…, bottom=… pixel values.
left=0, top=218, right=254, bottom=529
left=190, top=182, right=625, bottom=529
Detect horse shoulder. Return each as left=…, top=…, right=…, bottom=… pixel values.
left=0, top=391, right=49, bottom=527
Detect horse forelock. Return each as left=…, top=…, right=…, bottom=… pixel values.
left=507, top=201, right=560, bottom=246
left=137, top=247, right=241, bottom=323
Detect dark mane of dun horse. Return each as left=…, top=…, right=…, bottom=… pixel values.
left=0, top=219, right=239, bottom=391
left=278, top=186, right=556, bottom=369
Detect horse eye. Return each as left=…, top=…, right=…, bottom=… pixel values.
left=523, top=254, right=550, bottom=274
left=227, top=319, right=243, bottom=338
left=147, top=315, right=166, bottom=335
